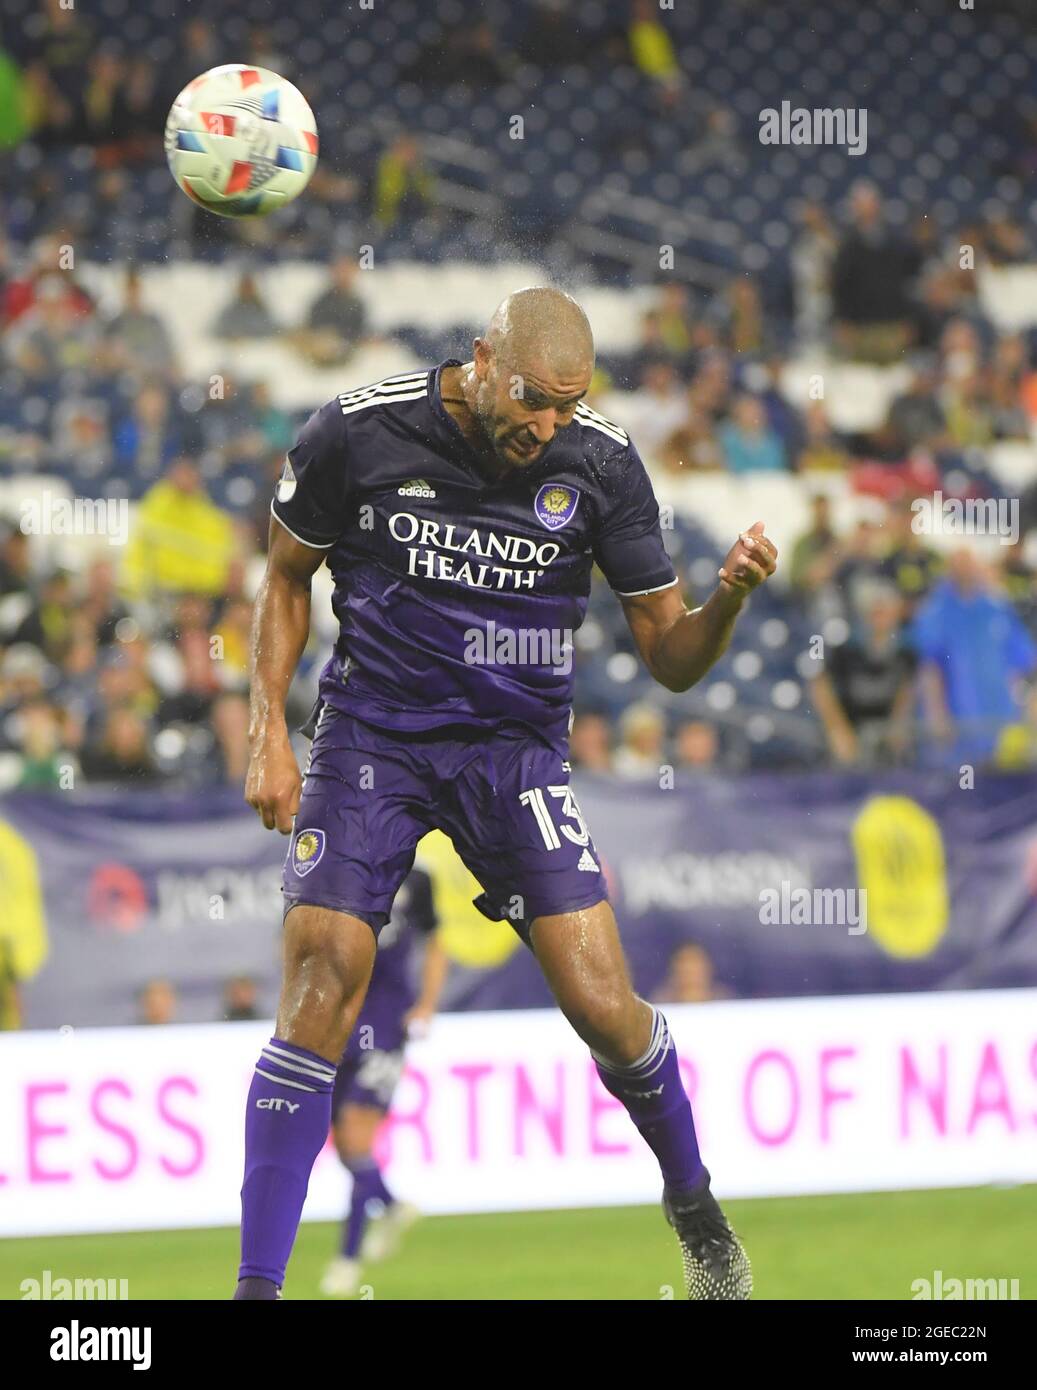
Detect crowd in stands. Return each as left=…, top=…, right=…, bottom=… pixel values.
left=0, top=0, right=1035, bottom=789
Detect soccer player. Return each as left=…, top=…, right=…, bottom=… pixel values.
left=320, top=863, right=446, bottom=1297
left=237, top=287, right=777, bottom=1301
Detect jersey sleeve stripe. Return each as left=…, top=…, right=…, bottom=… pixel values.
left=270, top=501, right=336, bottom=548
left=614, top=576, right=680, bottom=597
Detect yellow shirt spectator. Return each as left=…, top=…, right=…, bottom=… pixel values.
left=121, top=462, right=237, bottom=599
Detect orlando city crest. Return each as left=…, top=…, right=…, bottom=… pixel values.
left=534, top=483, right=579, bottom=531
left=292, top=828, right=326, bottom=876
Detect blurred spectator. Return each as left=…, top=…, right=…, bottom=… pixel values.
left=718, top=395, right=786, bottom=473
left=81, top=703, right=159, bottom=783
left=911, top=549, right=1037, bottom=766
left=79, top=559, right=131, bottom=649
left=832, top=181, right=919, bottom=363
left=152, top=594, right=221, bottom=725
left=688, top=351, right=733, bottom=427
left=999, top=538, right=1037, bottom=633
left=0, top=645, right=52, bottom=720
left=655, top=282, right=695, bottom=363
left=833, top=518, right=888, bottom=621
left=174, top=17, right=220, bottom=94
left=374, top=134, right=434, bottom=228
left=628, top=0, right=681, bottom=93
left=795, top=402, right=850, bottom=472
left=105, top=268, right=177, bottom=376
left=298, top=255, right=368, bottom=366
left=519, top=1, right=586, bottom=67
left=660, top=414, right=723, bottom=474
left=121, top=458, right=238, bottom=598
left=884, top=360, right=947, bottom=455
left=614, top=701, right=665, bottom=778
left=222, top=974, right=261, bottom=1021
left=674, top=719, right=718, bottom=769
left=602, top=361, right=688, bottom=459
left=212, top=691, right=250, bottom=783
left=569, top=711, right=613, bottom=771
left=138, top=978, right=177, bottom=1025
left=943, top=372, right=995, bottom=450
left=13, top=570, right=75, bottom=663
left=878, top=504, right=944, bottom=613
left=0, top=232, right=94, bottom=326
left=212, top=272, right=280, bottom=340
left=113, top=383, right=183, bottom=483
left=0, top=526, right=32, bottom=597
left=790, top=202, right=837, bottom=348
left=987, top=335, right=1031, bottom=440
left=652, top=942, right=731, bottom=1004
left=5, top=274, right=99, bottom=376
left=709, top=276, right=767, bottom=356
left=810, top=585, right=917, bottom=766
left=789, top=495, right=840, bottom=596
left=11, top=698, right=74, bottom=789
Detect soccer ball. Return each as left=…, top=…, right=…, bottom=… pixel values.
left=165, top=64, right=318, bottom=218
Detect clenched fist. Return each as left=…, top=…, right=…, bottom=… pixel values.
left=718, top=520, right=778, bottom=597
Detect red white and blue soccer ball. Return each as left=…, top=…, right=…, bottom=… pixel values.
left=165, top=64, right=318, bottom=218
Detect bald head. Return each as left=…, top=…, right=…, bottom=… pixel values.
left=484, top=286, right=595, bottom=377
left=459, top=287, right=595, bottom=472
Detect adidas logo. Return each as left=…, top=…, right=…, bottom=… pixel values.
left=397, top=478, right=436, bottom=498
left=577, top=848, right=599, bottom=872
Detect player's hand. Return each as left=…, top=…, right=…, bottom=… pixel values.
left=245, top=728, right=302, bottom=834
left=718, top=520, right=778, bottom=597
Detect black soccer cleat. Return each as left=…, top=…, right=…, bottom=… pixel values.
left=663, top=1171, right=752, bottom=1301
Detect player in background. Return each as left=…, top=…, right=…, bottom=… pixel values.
left=239, top=287, right=778, bottom=1301
left=321, top=863, right=447, bottom=1297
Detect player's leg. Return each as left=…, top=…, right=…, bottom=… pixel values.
left=321, top=1100, right=384, bottom=1297
left=236, top=904, right=376, bottom=1301
left=322, top=1033, right=413, bottom=1295
left=532, top=902, right=751, bottom=1298
left=529, top=899, right=707, bottom=1194
left=447, top=733, right=750, bottom=1299
left=235, top=708, right=430, bottom=1299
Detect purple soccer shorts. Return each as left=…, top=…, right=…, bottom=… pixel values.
left=282, top=707, right=608, bottom=941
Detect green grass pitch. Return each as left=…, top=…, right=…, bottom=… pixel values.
left=2, top=1186, right=1034, bottom=1300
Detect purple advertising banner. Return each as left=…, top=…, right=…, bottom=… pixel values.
left=3, top=771, right=1037, bottom=1029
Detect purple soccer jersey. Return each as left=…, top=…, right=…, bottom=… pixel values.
left=272, top=361, right=677, bottom=755
left=333, top=867, right=437, bottom=1114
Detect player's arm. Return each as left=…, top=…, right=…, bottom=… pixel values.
left=595, top=439, right=776, bottom=692
left=809, top=667, right=859, bottom=764
left=246, top=398, right=350, bottom=832
left=246, top=520, right=326, bottom=832
left=621, top=522, right=777, bottom=691
left=404, top=871, right=449, bottom=1032
left=408, top=934, right=450, bottom=1026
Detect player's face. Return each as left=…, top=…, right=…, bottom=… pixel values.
left=474, top=349, right=592, bottom=470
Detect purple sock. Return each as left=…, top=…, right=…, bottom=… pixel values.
left=342, top=1158, right=394, bottom=1258
left=594, top=1006, right=706, bottom=1195
left=237, top=1037, right=337, bottom=1290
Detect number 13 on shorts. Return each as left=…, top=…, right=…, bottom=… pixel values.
left=519, top=785, right=591, bottom=849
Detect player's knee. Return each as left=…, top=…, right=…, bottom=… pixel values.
left=567, top=987, right=645, bottom=1063
left=283, top=906, right=374, bottom=1000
